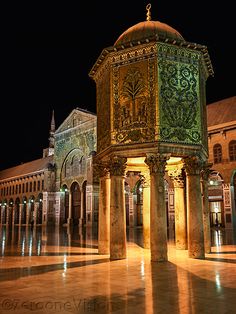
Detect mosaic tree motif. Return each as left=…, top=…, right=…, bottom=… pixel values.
left=120, top=67, right=147, bottom=125
left=115, top=66, right=151, bottom=143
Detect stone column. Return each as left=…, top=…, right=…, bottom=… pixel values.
left=19, top=204, right=23, bottom=225
left=168, top=169, right=187, bottom=250
left=34, top=202, right=39, bottom=225
left=140, top=171, right=150, bottom=249
left=67, top=192, right=73, bottom=226
left=145, top=154, right=169, bottom=262
left=109, top=156, right=127, bottom=260
left=184, top=157, right=205, bottom=259
left=26, top=203, right=31, bottom=225
left=96, top=161, right=110, bottom=255
left=6, top=205, right=10, bottom=225
left=201, top=162, right=212, bottom=253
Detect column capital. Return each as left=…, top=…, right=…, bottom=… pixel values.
left=144, top=153, right=170, bottom=175
left=184, top=156, right=203, bottom=175
left=93, top=160, right=110, bottom=179
left=139, top=171, right=150, bottom=188
left=109, top=156, right=127, bottom=176
left=201, top=162, right=213, bottom=181
left=168, top=169, right=185, bottom=188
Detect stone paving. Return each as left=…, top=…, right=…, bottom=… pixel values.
left=0, top=225, right=235, bottom=314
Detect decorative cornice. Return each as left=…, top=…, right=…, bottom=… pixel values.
left=89, top=37, right=214, bottom=79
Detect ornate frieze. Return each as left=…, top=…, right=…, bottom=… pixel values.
left=111, top=44, right=157, bottom=66
left=144, top=154, right=170, bottom=175
left=157, top=43, right=201, bottom=145
left=109, top=156, right=127, bottom=176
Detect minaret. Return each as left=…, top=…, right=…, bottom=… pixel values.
left=48, top=110, right=55, bottom=155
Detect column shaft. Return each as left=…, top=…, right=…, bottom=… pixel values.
left=150, top=172, right=167, bottom=261
left=110, top=175, right=126, bottom=259
left=202, top=179, right=211, bottom=253
left=186, top=173, right=205, bottom=258
left=142, top=184, right=150, bottom=249
left=174, top=186, right=187, bottom=249
left=98, top=175, right=110, bottom=254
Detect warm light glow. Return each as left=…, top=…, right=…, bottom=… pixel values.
left=166, top=157, right=182, bottom=165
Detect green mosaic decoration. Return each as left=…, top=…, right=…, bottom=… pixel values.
left=158, top=44, right=201, bottom=144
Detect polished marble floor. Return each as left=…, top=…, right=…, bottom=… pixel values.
left=0, top=225, right=236, bottom=314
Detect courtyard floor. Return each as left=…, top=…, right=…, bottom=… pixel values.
left=0, top=225, right=236, bottom=314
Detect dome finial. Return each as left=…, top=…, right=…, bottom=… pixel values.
left=146, top=3, right=151, bottom=21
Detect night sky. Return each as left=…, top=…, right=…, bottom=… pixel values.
left=2, top=1, right=235, bottom=171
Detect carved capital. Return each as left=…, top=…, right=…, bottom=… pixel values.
left=184, top=156, right=203, bottom=175
left=201, top=162, right=213, bottom=181
left=139, top=171, right=150, bottom=188
left=93, top=161, right=110, bottom=179
left=109, top=156, right=127, bottom=176
left=144, top=153, right=169, bottom=175
left=168, top=169, right=185, bottom=188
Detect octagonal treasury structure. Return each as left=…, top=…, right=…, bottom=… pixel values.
left=89, top=7, right=214, bottom=262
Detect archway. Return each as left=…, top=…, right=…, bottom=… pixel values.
left=8, top=199, right=14, bottom=227
left=135, top=180, right=143, bottom=226
left=15, top=198, right=20, bottom=224
left=208, top=171, right=224, bottom=227
left=71, top=182, right=81, bottom=225
left=2, top=200, right=7, bottom=224
left=61, top=184, right=69, bottom=224
left=29, top=196, right=35, bottom=225
left=82, top=181, right=87, bottom=226
left=124, top=182, right=130, bottom=226
left=36, top=194, right=43, bottom=224
left=22, top=197, right=27, bottom=224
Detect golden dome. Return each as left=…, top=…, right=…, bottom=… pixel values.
left=114, top=20, right=184, bottom=46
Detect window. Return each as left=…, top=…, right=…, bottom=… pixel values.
left=229, top=140, right=236, bottom=161
left=213, top=144, right=222, bottom=163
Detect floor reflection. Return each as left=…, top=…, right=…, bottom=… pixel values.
left=1, top=225, right=236, bottom=258
left=0, top=225, right=98, bottom=257
left=0, top=225, right=236, bottom=314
